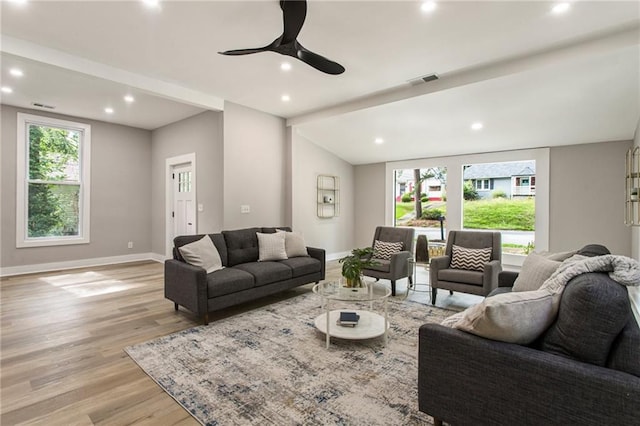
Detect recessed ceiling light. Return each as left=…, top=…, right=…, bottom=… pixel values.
left=142, top=0, right=160, bottom=7
left=374, top=138, right=384, bottom=144
left=421, top=1, right=437, bottom=13
left=1, top=87, right=13, bottom=93
left=8, top=0, right=28, bottom=4
left=280, top=62, right=292, bottom=71
left=124, top=95, right=135, bottom=103
left=281, top=94, right=290, bottom=102
left=10, top=68, right=24, bottom=77
left=551, top=2, right=570, bottom=14
left=471, top=122, right=483, bottom=131
left=104, top=107, right=114, bottom=114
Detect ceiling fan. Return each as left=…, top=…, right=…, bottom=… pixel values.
left=219, top=0, right=345, bottom=75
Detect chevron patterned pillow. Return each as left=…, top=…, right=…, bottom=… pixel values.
left=450, top=245, right=492, bottom=271
left=373, top=240, right=404, bottom=260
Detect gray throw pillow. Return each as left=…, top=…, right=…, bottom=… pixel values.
left=256, top=232, right=288, bottom=261
left=512, top=253, right=561, bottom=292
left=178, top=235, right=224, bottom=273
left=277, top=230, right=309, bottom=258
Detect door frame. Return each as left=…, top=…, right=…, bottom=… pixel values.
left=165, top=153, right=197, bottom=258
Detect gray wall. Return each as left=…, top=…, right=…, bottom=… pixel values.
left=1, top=105, right=152, bottom=267
left=150, top=110, right=224, bottom=255
left=549, top=140, right=631, bottom=255
left=223, top=101, right=286, bottom=229
left=292, top=134, right=355, bottom=257
left=354, top=163, right=386, bottom=248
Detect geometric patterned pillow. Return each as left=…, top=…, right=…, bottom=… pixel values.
left=373, top=240, right=404, bottom=260
left=450, top=245, right=492, bottom=272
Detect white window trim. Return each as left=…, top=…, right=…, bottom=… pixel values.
left=16, top=113, right=91, bottom=248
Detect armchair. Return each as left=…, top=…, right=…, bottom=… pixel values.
left=361, top=226, right=415, bottom=296
left=429, top=230, right=502, bottom=304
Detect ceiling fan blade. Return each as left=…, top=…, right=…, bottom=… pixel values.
left=219, top=47, right=270, bottom=56
left=280, top=0, right=307, bottom=44
left=297, top=45, right=345, bottom=75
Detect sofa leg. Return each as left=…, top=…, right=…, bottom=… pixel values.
left=174, top=303, right=179, bottom=311
left=449, top=290, right=454, bottom=295
left=433, top=418, right=443, bottom=426
left=203, top=313, right=209, bottom=326
left=431, top=288, right=437, bottom=305
left=408, top=275, right=413, bottom=285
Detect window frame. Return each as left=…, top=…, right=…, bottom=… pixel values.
left=16, top=113, right=91, bottom=248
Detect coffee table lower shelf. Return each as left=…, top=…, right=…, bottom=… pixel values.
left=314, top=310, right=389, bottom=348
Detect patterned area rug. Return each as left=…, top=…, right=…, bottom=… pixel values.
left=125, top=292, right=455, bottom=425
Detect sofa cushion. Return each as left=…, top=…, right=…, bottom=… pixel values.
left=257, top=232, right=288, bottom=261
left=438, top=268, right=483, bottom=286
left=512, top=253, right=561, bottom=292
left=607, top=319, right=640, bottom=377
left=223, top=228, right=261, bottom=266
left=233, top=261, right=292, bottom=286
left=278, top=257, right=322, bottom=278
left=178, top=235, right=224, bottom=273
left=206, top=268, right=255, bottom=297
left=366, top=259, right=391, bottom=273
left=373, top=240, right=403, bottom=260
left=540, top=273, right=631, bottom=366
left=450, top=245, right=492, bottom=272
left=444, top=289, right=555, bottom=344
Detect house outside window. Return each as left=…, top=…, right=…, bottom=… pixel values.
left=16, top=113, right=91, bottom=247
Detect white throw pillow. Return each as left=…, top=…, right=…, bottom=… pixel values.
left=449, top=245, right=492, bottom=272
left=277, top=230, right=309, bottom=258
left=178, top=235, right=224, bottom=274
left=257, top=232, right=288, bottom=261
left=373, top=240, right=403, bottom=260
left=512, top=253, right=561, bottom=292
left=450, top=289, right=556, bottom=344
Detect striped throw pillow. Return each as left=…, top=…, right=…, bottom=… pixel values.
left=450, top=245, right=492, bottom=272
left=373, top=240, right=404, bottom=260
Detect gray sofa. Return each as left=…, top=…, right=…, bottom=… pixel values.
left=165, top=227, right=325, bottom=325
left=418, top=270, right=640, bottom=425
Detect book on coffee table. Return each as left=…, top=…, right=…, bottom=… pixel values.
left=337, top=311, right=360, bottom=327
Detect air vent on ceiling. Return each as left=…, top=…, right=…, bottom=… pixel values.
left=408, top=73, right=439, bottom=86
left=31, top=102, right=56, bottom=110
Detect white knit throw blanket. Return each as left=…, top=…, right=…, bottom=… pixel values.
left=541, top=254, right=640, bottom=326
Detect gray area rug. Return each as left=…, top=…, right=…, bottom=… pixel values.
left=125, top=292, right=455, bottom=425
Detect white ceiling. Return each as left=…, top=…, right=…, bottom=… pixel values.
left=1, top=1, right=639, bottom=164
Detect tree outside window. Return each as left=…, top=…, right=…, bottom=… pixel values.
left=17, top=113, right=91, bottom=247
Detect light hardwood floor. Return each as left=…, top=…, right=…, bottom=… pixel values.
left=1, top=260, right=478, bottom=425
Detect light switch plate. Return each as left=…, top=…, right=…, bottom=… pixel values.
left=241, top=205, right=250, bottom=214
left=198, top=203, right=204, bottom=212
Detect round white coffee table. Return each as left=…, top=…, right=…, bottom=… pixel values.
left=312, top=281, right=391, bottom=349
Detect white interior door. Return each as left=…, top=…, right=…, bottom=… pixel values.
left=172, top=164, right=196, bottom=239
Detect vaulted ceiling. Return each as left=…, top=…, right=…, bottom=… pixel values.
left=1, top=1, right=638, bottom=164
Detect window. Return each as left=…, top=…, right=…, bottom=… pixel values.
left=16, top=113, right=91, bottom=247
left=474, top=179, right=490, bottom=190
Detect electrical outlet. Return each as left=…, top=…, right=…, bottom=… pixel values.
left=241, top=205, right=250, bottom=214
left=127, top=241, right=133, bottom=249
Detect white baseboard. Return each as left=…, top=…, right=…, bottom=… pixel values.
left=326, top=251, right=350, bottom=261
left=0, top=252, right=165, bottom=277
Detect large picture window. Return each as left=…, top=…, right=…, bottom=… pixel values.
left=16, top=113, right=91, bottom=247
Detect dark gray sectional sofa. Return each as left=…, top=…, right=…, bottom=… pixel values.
left=165, top=227, right=325, bottom=324
left=418, top=270, right=640, bottom=425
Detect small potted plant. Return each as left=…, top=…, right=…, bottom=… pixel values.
left=339, top=247, right=378, bottom=288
